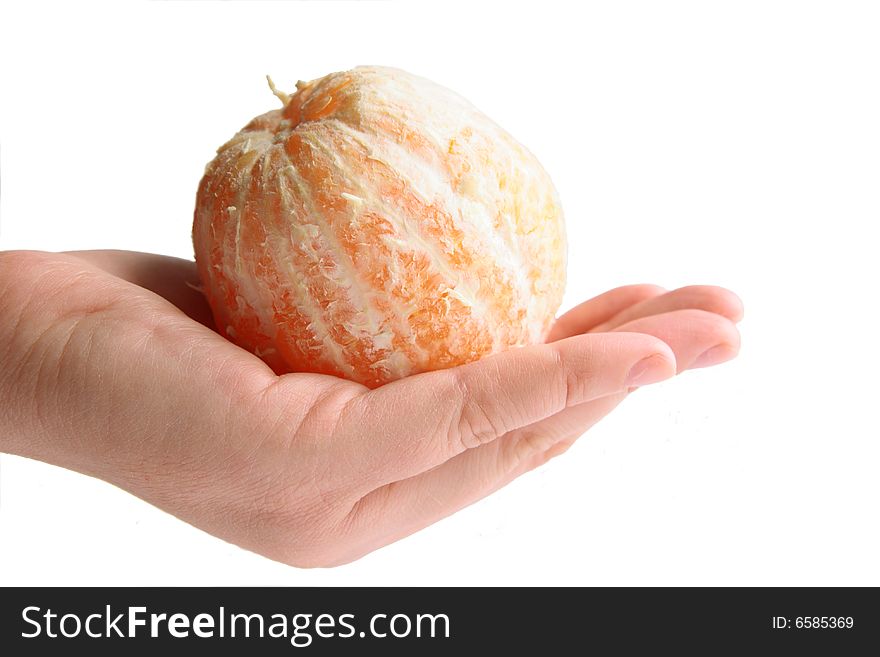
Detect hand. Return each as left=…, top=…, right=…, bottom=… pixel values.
left=0, top=249, right=741, bottom=567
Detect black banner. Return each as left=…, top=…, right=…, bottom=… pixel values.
left=0, top=587, right=876, bottom=654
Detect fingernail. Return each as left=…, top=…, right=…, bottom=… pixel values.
left=625, top=354, right=672, bottom=387
left=693, top=344, right=734, bottom=368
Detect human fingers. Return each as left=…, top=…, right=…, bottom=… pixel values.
left=547, top=284, right=666, bottom=342
left=455, top=304, right=741, bottom=477
left=498, top=305, right=742, bottom=458
left=590, top=285, right=743, bottom=333
left=610, top=308, right=741, bottom=372
left=332, top=305, right=743, bottom=559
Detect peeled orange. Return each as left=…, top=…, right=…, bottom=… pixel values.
left=193, top=66, right=567, bottom=387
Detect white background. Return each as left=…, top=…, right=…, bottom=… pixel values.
left=1, top=0, right=878, bottom=585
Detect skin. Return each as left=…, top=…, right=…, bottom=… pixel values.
left=0, top=249, right=742, bottom=567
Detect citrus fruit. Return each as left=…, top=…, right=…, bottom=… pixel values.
left=193, top=66, right=566, bottom=387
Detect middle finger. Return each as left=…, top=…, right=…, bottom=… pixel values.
left=590, top=285, right=744, bottom=333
